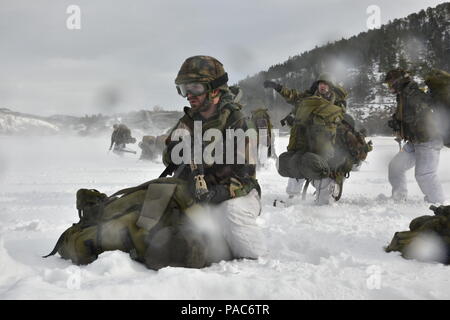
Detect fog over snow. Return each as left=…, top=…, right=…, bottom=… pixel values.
left=0, top=134, right=449, bottom=299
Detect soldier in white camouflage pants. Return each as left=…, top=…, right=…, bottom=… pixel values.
left=384, top=68, right=446, bottom=204
left=389, top=139, right=445, bottom=204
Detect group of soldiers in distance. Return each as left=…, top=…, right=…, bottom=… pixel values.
left=109, top=123, right=168, bottom=160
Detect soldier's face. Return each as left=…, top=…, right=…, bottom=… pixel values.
left=318, top=82, right=330, bottom=95
left=187, top=92, right=209, bottom=111
left=386, top=81, right=398, bottom=94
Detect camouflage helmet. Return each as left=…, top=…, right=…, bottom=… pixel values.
left=317, top=73, right=335, bottom=87
left=384, top=68, right=410, bottom=83
left=175, top=55, right=229, bottom=89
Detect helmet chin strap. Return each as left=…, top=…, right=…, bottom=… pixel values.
left=196, top=90, right=218, bottom=113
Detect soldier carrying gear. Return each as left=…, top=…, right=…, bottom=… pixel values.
left=264, top=73, right=346, bottom=205
left=383, top=68, right=446, bottom=204
left=164, top=55, right=266, bottom=258
left=329, top=113, right=373, bottom=195
left=138, top=135, right=157, bottom=161
left=250, top=107, right=277, bottom=160
left=229, top=85, right=243, bottom=104
left=109, top=123, right=136, bottom=153
left=424, top=69, right=450, bottom=147
left=45, top=56, right=266, bottom=271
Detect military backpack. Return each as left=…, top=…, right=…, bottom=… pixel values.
left=386, top=205, right=450, bottom=264
left=425, top=69, right=450, bottom=147
left=44, top=177, right=226, bottom=270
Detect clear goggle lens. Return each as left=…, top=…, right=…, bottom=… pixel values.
left=176, top=83, right=208, bottom=97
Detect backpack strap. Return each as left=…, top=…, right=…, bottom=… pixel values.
left=109, top=180, right=154, bottom=198
left=43, top=229, right=70, bottom=258
left=302, top=179, right=310, bottom=200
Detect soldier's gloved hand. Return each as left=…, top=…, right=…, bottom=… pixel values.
left=197, top=185, right=230, bottom=204
left=280, top=114, right=294, bottom=126
left=263, top=80, right=282, bottom=92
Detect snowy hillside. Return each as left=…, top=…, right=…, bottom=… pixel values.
left=0, top=109, right=59, bottom=135
left=237, top=2, right=450, bottom=135
left=0, top=108, right=181, bottom=137
left=0, top=134, right=449, bottom=299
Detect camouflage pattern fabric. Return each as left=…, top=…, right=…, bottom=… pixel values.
left=175, top=55, right=227, bottom=86
left=251, top=108, right=275, bottom=158
left=163, top=89, right=260, bottom=201
left=286, top=95, right=344, bottom=158
left=425, top=69, right=450, bottom=147
left=139, top=136, right=157, bottom=160
left=391, top=81, right=441, bottom=143
left=386, top=205, right=450, bottom=264
left=278, top=151, right=330, bottom=180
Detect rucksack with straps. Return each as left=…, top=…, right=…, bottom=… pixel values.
left=44, top=177, right=230, bottom=269
left=333, top=119, right=373, bottom=174
left=385, top=205, right=450, bottom=264
left=287, top=95, right=344, bottom=158
left=425, top=69, right=450, bottom=147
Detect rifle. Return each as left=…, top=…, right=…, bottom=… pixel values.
left=159, top=163, right=177, bottom=178
left=190, top=127, right=211, bottom=201
left=159, top=129, right=211, bottom=202
left=394, top=135, right=403, bottom=151
left=113, top=147, right=137, bottom=154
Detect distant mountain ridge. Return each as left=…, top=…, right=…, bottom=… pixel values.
left=0, top=108, right=182, bottom=136
left=0, top=108, right=60, bottom=135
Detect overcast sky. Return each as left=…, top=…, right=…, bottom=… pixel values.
left=0, top=0, right=447, bottom=116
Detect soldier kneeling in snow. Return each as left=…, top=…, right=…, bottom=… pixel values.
left=45, top=56, right=266, bottom=270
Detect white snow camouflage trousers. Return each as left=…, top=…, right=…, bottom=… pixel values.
left=312, top=178, right=334, bottom=205
left=286, top=178, right=305, bottom=197
left=213, top=189, right=267, bottom=259
left=388, top=139, right=446, bottom=204
left=287, top=177, right=334, bottom=205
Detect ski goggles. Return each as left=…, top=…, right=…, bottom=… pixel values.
left=176, top=82, right=209, bottom=97
left=176, top=73, right=229, bottom=97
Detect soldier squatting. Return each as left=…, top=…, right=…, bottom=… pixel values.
left=46, top=56, right=450, bottom=269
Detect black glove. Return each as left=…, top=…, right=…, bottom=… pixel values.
left=263, top=80, right=282, bottom=92
left=280, top=114, right=294, bottom=127
left=197, top=185, right=230, bottom=204
left=387, top=118, right=400, bottom=131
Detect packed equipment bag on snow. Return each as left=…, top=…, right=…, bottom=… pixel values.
left=425, top=69, right=450, bottom=147
left=385, top=205, right=450, bottom=264
left=44, top=177, right=228, bottom=270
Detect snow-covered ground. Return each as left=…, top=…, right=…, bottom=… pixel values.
left=0, top=134, right=449, bottom=299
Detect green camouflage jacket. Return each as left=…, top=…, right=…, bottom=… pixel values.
left=163, top=91, right=260, bottom=201
left=394, top=81, right=441, bottom=143
left=279, top=84, right=347, bottom=123
left=286, top=94, right=344, bottom=159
